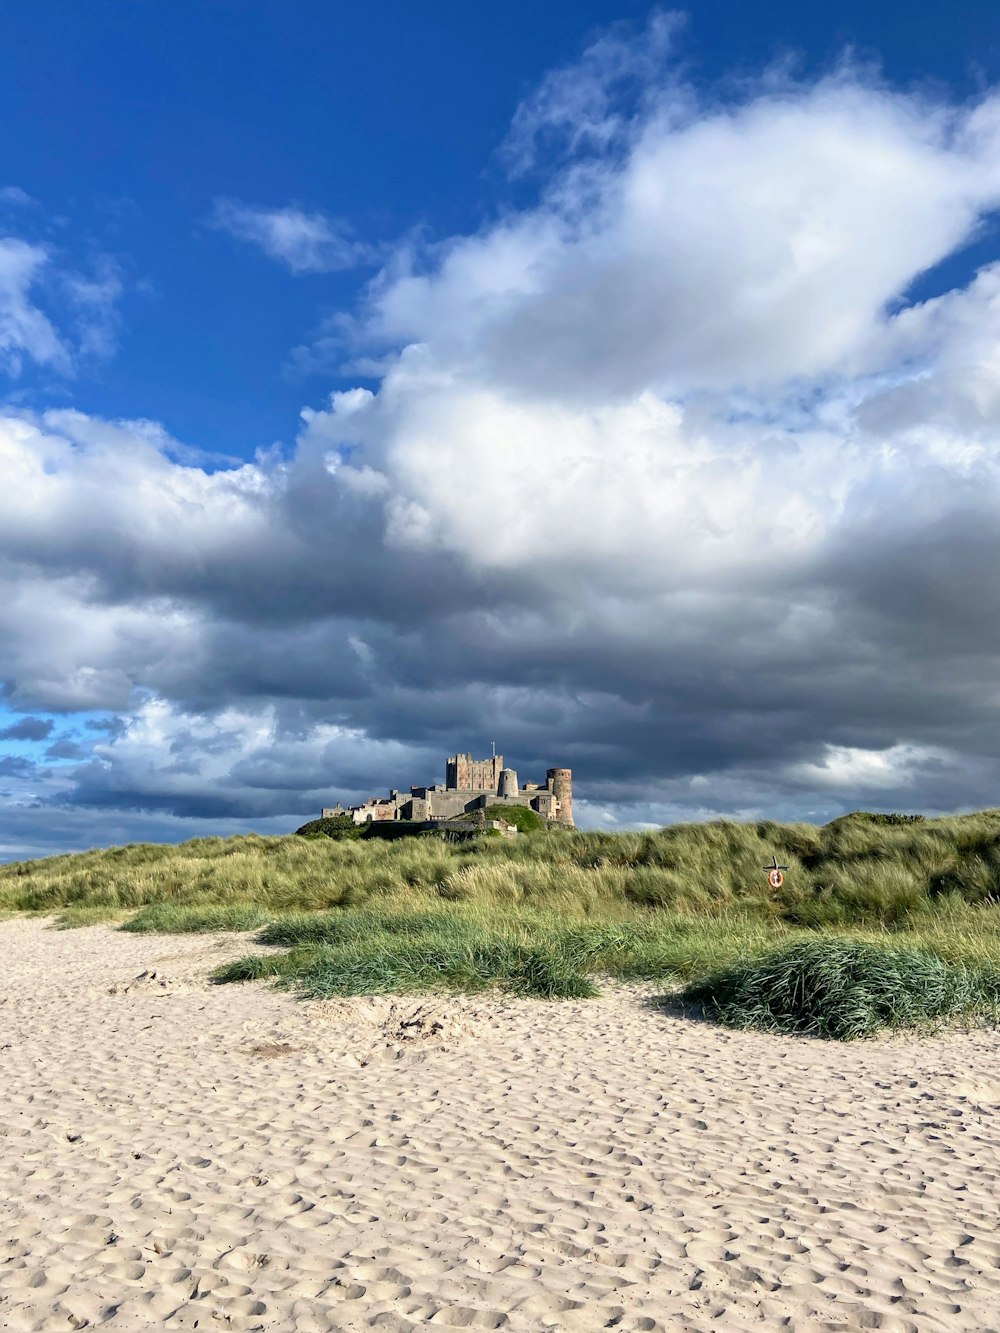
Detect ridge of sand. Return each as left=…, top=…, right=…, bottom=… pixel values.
left=2, top=917, right=1000, bottom=1331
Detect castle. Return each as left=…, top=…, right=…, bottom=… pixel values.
left=322, top=752, right=574, bottom=828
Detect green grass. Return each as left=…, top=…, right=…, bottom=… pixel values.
left=6, top=811, right=1000, bottom=1023
left=681, top=938, right=1000, bottom=1040
left=52, top=905, right=127, bottom=929
left=208, top=901, right=1000, bottom=1008
left=120, top=902, right=270, bottom=934
left=215, top=906, right=626, bottom=999
left=480, top=804, right=545, bottom=833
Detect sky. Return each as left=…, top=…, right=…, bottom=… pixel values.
left=4, top=1, right=1000, bottom=860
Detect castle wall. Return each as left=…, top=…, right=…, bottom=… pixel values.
left=426, top=790, right=487, bottom=819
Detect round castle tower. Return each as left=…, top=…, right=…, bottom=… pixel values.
left=498, top=768, right=519, bottom=798
left=547, top=768, right=573, bottom=826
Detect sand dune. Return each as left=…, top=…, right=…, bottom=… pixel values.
left=2, top=918, right=1000, bottom=1331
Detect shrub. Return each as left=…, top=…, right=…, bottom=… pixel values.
left=828, top=812, right=926, bottom=827
left=681, top=938, right=999, bottom=1040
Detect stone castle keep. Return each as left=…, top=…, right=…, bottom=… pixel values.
left=323, top=753, right=574, bottom=828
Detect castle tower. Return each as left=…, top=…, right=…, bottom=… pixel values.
left=498, top=768, right=519, bottom=798
left=547, top=768, right=574, bottom=826
left=446, top=752, right=505, bottom=792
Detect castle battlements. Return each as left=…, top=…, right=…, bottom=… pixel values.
left=322, top=752, right=574, bottom=828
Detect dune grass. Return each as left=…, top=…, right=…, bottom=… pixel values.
left=6, top=811, right=1000, bottom=1021
left=6, top=809, right=1000, bottom=924
left=209, top=901, right=1000, bottom=1006
left=121, top=902, right=271, bottom=934
left=258, top=906, right=798, bottom=994
left=212, top=906, right=734, bottom=999
left=681, top=938, right=1000, bottom=1040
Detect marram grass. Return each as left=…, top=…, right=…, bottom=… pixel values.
left=8, top=810, right=1000, bottom=926
left=121, top=902, right=270, bottom=934
left=681, top=939, right=1000, bottom=1040
left=7, top=813, right=1000, bottom=1021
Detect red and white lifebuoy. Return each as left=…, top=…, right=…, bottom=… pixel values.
left=768, top=868, right=784, bottom=889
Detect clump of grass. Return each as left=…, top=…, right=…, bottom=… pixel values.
left=52, top=905, right=126, bottom=929
left=121, top=903, right=269, bottom=934
left=291, top=938, right=599, bottom=1000
left=212, top=948, right=317, bottom=983
left=682, top=938, right=1000, bottom=1040
left=218, top=906, right=624, bottom=999
left=258, top=908, right=426, bottom=948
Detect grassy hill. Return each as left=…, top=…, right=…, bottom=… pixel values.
left=4, top=811, right=1000, bottom=1026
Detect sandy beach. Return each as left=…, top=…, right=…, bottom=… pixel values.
left=2, top=919, right=1000, bottom=1331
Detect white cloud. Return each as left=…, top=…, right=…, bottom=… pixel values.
left=501, top=10, right=683, bottom=174
left=366, top=78, right=1000, bottom=401
left=0, top=230, right=125, bottom=379
left=77, top=696, right=435, bottom=818
left=0, top=186, right=36, bottom=208
left=787, top=744, right=950, bottom=791
left=210, top=198, right=368, bottom=273
left=0, top=239, right=69, bottom=375
left=61, top=257, right=123, bottom=360
left=0, top=409, right=276, bottom=580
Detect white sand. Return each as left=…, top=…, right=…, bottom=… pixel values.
left=2, top=919, right=1000, bottom=1331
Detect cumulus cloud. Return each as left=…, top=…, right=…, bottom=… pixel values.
left=7, top=18, right=1000, bottom=853
left=70, top=697, right=438, bottom=820
left=210, top=198, right=369, bottom=273
left=368, top=82, right=1000, bottom=400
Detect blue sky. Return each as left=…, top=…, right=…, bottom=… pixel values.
left=5, top=2, right=1000, bottom=859
left=5, top=1, right=999, bottom=453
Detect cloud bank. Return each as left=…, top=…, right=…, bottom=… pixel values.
left=6, top=22, right=1000, bottom=854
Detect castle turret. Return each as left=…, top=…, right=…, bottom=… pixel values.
left=547, top=768, right=573, bottom=826
left=498, top=768, right=519, bottom=799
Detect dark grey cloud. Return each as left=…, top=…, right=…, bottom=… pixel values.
left=85, top=716, right=124, bottom=733
left=0, top=755, right=35, bottom=777
left=45, top=738, right=86, bottom=760
left=0, top=716, right=53, bottom=742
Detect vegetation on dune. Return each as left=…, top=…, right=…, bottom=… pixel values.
left=480, top=804, right=545, bottom=832
left=681, top=938, right=1000, bottom=1040
left=6, top=810, right=1000, bottom=1022
left=293, top=815, right=362, bottom=841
